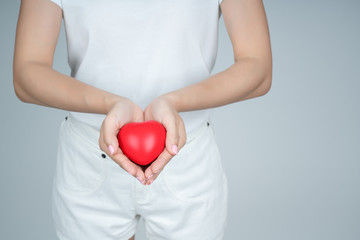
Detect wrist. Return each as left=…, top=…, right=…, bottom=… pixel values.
left=160, top=93, right=182, bottom=112
left=104, top=94, right=127, bottom=114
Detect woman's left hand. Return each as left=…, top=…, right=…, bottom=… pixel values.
left=143, top=95, right=187, bottom=185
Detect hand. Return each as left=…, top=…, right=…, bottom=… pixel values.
left=99, top=98, right=147, bottom=184
left=143, top=95, right=187, bottom=185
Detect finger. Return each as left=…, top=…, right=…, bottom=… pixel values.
left=103, top=118, right=121, bottom=156
left=99, top=125, right=111, bottom=154
left=113, top=152, right=146, bottom=184
left=144, top=148, right=173, bottom=183
left=145, top=171, right=160, bottom=185
left=100, top=135, right=146, bottom=184
left=178, top=120, right=187, bottom=149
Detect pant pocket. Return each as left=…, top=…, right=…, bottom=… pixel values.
left=162, top=121, right=226, bottom=202
left=53, top=118, right=108, bottom=197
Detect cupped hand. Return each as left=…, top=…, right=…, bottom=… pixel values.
left=99, top=98, right=147, bottom=184
left=143, top=96, right=187, bottom=185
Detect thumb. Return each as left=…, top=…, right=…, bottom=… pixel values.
left=164, top=121, right=179, bottom=156
left=104, top=120, right=121, bottom=156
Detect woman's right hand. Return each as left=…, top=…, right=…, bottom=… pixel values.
left=99, top=98, right=147, bottom=184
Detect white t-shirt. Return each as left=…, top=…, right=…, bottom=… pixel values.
left=49, top=0, right=224, bottom=134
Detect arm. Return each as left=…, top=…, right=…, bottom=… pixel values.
left=13, top=0, right=123, bottom=114
left=143, top=0, right=272, bottom=183
left=13, top=0, right=147, bottom=184
left=162, top=0, right=272, bottom=111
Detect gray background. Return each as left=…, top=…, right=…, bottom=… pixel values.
left=1, top=0, right=359, bottom=239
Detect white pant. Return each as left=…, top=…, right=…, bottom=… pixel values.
left=52, top=113, right=228, bottom=240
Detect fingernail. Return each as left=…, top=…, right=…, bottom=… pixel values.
left=146, top=174, right=154, bottom=180
left=172, top=145, right=178, bottom=155
left=108, top=145, right=115, bottom=155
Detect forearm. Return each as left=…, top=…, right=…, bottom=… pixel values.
left=13, top=62, right=123, bottom=114
left=163, top=57, right=272, bottom=112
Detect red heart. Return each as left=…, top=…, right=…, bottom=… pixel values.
left=117, top=121, right=166, bottom=166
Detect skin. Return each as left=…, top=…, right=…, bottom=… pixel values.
left=13, top=0, right=271, bottom=238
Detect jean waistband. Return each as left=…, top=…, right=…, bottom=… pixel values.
left=65, top=113, right=101, bottom=148
left=65, top=112, right=212, bottom=147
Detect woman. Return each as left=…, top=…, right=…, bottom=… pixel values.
left=13, top=0, right=272, bottom=239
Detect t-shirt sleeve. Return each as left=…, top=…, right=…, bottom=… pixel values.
left=219, top=0, right=223, bottom=4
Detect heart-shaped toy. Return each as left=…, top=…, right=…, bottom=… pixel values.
left=117, top=121, right=166, bottom=166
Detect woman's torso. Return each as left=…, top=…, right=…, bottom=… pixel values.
left=56, top=0, right=222, bottom=133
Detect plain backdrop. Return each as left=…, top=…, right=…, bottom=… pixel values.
left=1, top=0, right=359, bottom=239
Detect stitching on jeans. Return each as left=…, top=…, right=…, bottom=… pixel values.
left=55, top=116, right=109, bottom=197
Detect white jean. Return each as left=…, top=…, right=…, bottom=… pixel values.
left=52, top=113, right=228, bottom=240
